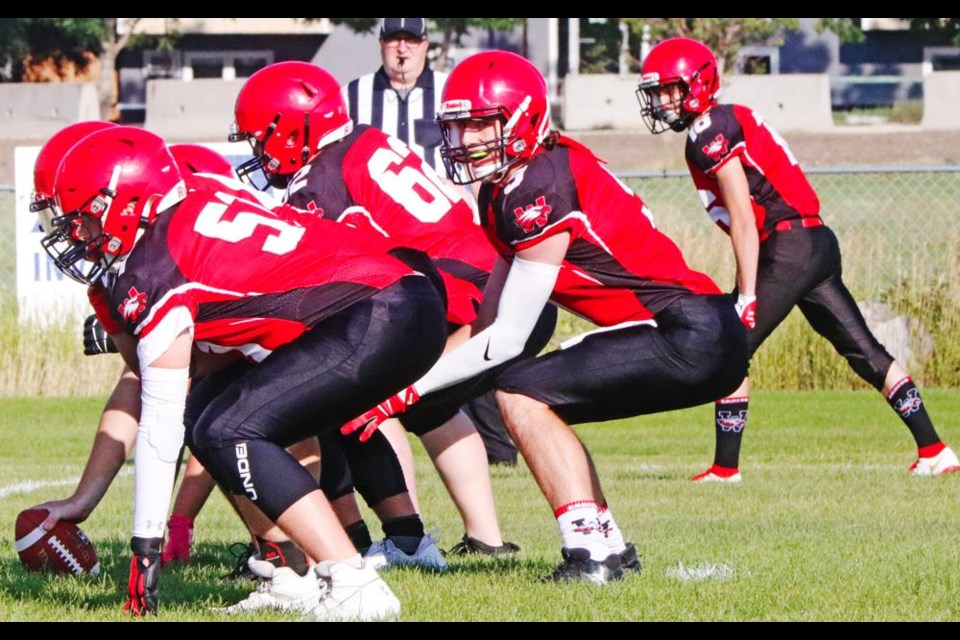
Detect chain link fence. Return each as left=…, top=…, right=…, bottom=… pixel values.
left=623, top=166, right=960, bottom=389
left=623, top=167, right=960, bottom=300
left=1, top=166, right=959, bottom=394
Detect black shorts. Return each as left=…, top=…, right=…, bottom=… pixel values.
left=190, top=275, right=448, bottom=450
left=745, top=225, right=894, bottom=389
left=495, top=295, right=748, bottom=425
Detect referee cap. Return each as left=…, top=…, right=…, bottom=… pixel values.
left=380, top=18, right=428, bottom=40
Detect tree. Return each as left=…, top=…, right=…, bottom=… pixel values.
left=622, top=18, right=800, bottom=73
left=818, top=18, right=960, bottom=45
left=815, top=18, right=866, bottom=44
left=0, top=18, right=170, bottom=119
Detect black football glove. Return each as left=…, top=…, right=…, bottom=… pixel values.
left=125, top=536, right=163, bottom=617
left=83, top=314, right=118, bottom=356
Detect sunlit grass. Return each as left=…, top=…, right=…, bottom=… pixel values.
left=1, top=391, right=958, bottom=621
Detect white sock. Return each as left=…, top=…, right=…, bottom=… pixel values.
left=555, top=501, right=609, bottom=561
left=597, top=505, right=627, bottom=554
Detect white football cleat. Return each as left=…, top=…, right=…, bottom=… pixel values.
left=312, top=560, right=401, bottom=622
left=213, top=557, right=321, bottom=616
left=910, top=446, right=960, bottom=477
left=691, top=465, right=742, bottom=484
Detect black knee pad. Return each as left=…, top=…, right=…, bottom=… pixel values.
left=846, top=352, right=893, bottom=391
left=319, top=432, right=355, bottom=501
left=200, top=439, right=318, bottom=522
left=340, top=429, right=409, bottom=506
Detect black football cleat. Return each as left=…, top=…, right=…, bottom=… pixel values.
left=620, top=542, right=643, bottom=574
left=222, top=542, right=257, bottom=581
left=446, top=534, right=521, bottom=558
left=543, top=547, right=624, bottom=585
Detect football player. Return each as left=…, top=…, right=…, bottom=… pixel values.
left=231, top=61, right=554, bottom=562
left=26, top=121, right=145, bottom=533
left=55, top=143, right=299, bottom=570
left=43, top=126, right=449, bottom=619
left=346, top=50, right=750, bottom=583
left=637, top=37, right=958, bottom=482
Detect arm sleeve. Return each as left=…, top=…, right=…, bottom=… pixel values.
left=131, top=365, right=190, bottom=539
left=413, top=257, right=559, bottom=396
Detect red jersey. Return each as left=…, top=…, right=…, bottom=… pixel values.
left=107, top=186, right=414, bottom=364
left=284, top=125, right=497, bottom=325
left=479, top=136, right=720, bottom=326
left=88, top=282, right=123, bottom=334
left=685, top=104, right=821, bottom=240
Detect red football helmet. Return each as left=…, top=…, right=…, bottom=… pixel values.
left=230, top=61, right=352, bottom=187
left=43, top=126, right=186, bottom=285
left=438, top=51, right=552, bottom=184
left=169, top=143, right=236, bottom=179
left=637, top=38, right=720, bottom=134
left=32, top=121, right=117, bottom=218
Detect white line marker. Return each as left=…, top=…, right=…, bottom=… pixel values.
left=0, top=468, right=132, bottom=500
left=665, top=562, right=739, bottom=581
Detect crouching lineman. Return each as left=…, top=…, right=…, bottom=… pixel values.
left=344, top=52, right=749, bottom=583
left=42, top=126, right=448, bottom=620
left=231, top=60, right=554, bottom=562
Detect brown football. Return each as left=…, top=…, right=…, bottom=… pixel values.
left=15, top=508, right=100, bottom=576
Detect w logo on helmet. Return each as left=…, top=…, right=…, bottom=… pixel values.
left=717, top=410, right=747, bottom=433
left=895, top=390, right=923, bottom=418
left=514, top=196, right=552, bottom=234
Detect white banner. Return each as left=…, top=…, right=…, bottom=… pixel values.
left=15, top=141, right=259, bottom=326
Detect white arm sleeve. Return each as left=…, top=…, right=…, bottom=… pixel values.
left=132, top=366, right=190, bottom=539
left=414, top=257, right=560, bottom=396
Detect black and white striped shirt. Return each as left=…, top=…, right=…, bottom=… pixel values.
left=343, top=67, right=448, bottom=170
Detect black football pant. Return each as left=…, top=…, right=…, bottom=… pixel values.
left=188, top=276, right=447, bottom=522
left=319, top=304, right=558, bottom=505
left=495, top=294, right=748, bottom=425
left=742, top=225, right=894, bottom=390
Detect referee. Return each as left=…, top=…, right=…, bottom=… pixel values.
left=343, top=18, right=520, bottom=466
left=343, top=17, right=447, bottom=170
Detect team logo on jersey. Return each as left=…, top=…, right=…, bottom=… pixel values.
left=119, top=287, right=148, bottom=323
left=303, top=200, right=324, bottom=216
left=702, top=134, right=730, bottom=161
left=513, top=196, right=552, bottom=233
left=895, top=389, right=923, bottom=418
left=717, top=410, right=747, bottom=433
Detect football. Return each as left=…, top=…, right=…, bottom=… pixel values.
left=15, top=508, right=100, bottom=576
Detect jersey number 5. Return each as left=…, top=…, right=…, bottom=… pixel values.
left=194, top=193, right=306, bottom=256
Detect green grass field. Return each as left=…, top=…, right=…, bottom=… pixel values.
left=2, top=390, right=958, bottom=621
